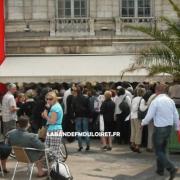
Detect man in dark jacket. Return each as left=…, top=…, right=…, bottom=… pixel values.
left=72, top=86, right=90, bottom=151
left=7, top=116, right=47, bottom=177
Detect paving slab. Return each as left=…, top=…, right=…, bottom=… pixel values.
left=1, top=140, right=180, bottom=180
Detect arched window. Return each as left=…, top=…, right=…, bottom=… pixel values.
left=57, top=0, right=88, bottom=18
left=121, top=0, right=153, bottom=17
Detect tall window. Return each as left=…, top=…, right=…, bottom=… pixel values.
left=138, top=0, right=151, bottom=17
left=58, top=0, right=71, bottom=17
left=121, top=0, right=152, bottom=17
left=122, top=0, right=134, bottom=17
left=57, top=0, right=88, bottom=18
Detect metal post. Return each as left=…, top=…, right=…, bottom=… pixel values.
left=11, top=162, right=19, bottom=180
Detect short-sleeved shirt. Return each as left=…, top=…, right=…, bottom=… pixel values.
left=47, top=103, right=63, bottom=132
left=2, top=92, right=17, bottom=122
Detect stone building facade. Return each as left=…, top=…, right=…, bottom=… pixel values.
left=5, top=0, right=180, bottom=55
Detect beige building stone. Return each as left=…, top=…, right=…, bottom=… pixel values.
left=5, top=0, right=180, bottom=55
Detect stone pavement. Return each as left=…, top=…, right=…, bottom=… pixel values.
left=1, top=139, right=180, bottom=180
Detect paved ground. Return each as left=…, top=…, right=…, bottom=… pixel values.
left=1, top=139, right=180, bottom=180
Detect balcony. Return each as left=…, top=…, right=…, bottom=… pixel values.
left=49, top=17, right=157, bottom=37
left=115, top=17, right=157, bottom=36
left=53, top=18, right=95, bottom=36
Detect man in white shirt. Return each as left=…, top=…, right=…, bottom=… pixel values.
left=2, top=83, right=18, bottom=135
left=141, top=83, right=179, bottom=180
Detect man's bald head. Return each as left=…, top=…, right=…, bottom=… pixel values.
left=155, top=83, right=168, bottom=95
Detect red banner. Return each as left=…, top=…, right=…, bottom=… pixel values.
left=0, top=0, right=5, bottom=65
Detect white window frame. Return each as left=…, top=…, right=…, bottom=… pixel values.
left=120, top=0, right=154, bottom=18
left=56, top=0, right=89, bottom=18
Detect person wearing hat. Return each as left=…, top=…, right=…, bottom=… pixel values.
left=2, top=83, right=18, bottom=135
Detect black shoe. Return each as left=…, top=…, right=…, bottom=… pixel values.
left=130, top=145, right=135, bottom=152
left=0, top=168, right=9, bottom=173
left=134, top=148, right=141, bottom=153
left=107, top=147, right=112, bottom=151
left=156, top=170, right=164, bottom=176
left=169, top=168, right=178, bottom=180
left=78, top=147, right=83, bottom=152
left=86, top=146, right=90, bottom=151
left=101, top=146, right=107, bottom=151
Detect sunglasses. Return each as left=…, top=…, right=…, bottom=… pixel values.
left=46, top=98, right=53, bottom=101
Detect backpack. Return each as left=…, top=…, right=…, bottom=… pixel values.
left=50, top=161, right=73, bottom=180
left=119, top=96, right=130, bottom=116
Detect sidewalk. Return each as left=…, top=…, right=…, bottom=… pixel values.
left=1, top=140, right=180, bottom=180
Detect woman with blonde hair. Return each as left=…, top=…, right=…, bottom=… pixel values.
left=42, top=91, right=63, bottom=159
left=100, top=91, right=115, bottom=151
left=16, top=93, right=26, bottom=117
left=23, top=89, right=36, bottom=128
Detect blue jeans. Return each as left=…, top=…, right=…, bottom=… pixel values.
left=75, top=117, right=90, bottom=148
left=153, top=126, right=175, bottom=173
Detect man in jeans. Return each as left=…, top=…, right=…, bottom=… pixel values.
left=72, top=86, right=90, bottom=151
left=2, top=83, right=18, bottom=135
left=141, top=83, right=179, bottom=180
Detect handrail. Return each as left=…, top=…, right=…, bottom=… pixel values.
left=120, top=17, right=155, bottom=20
left=55, top=17, right=90, bottom=20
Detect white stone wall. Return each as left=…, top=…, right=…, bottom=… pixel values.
left=48, top=0, right=55, bottom=19
left=32, top=0, right=48, bottom=19
left=97, top=0, right=113, bottom=18
left=90, top=0, right=119, bottom=18
left=6, top=0, right=180, bottom=20
left=8, top=0, right=24, bottom=20
left=5, top=0, right=180, bottom=35
left=154, top=0, right=180, bottom=19
left=24, top=0, right=32, bottom=19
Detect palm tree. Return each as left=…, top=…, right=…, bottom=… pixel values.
left=123, top=0, right=180, bottom=82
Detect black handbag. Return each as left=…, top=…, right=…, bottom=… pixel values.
left=119, top=96, right=130, bottom=117
left=138, top=98, right=148, bottom=120
left=50, top=160, right=73, bottom=180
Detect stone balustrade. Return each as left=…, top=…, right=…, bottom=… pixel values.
left=115, top=17, right=158, bottom=36
left=54, top=18, right=95, bottom=36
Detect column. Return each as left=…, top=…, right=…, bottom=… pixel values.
left=89, top=18, right=95, bottom=36
left=115, top=17, right=121, bottom=36
left=48, top=0, right=56, bottom=36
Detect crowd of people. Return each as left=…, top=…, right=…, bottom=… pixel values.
left=0, top=81, right=179, bottom=179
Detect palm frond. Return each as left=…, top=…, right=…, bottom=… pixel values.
left=123, top=0, right=180, bottom=82
left=161, top=16, right=180, bottom=39
left=169, top=0, right=180, bottom=18
left=126, top=25, right=175, bottom=50
left=137, top=47, right=179, bottom=67
left=148, top=65, right=179, bottom=77
left=121, top=63, right=147, bottom=80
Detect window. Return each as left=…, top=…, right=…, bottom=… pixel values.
left=58, top=0, right=71, bottom=17
left=122, top=0, right=135, bottom=17
left=121, top=0, right=152, bottom=17
left=138, top=0, right=151, bottom=17
left=57, top=0, right=88, bottom=18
